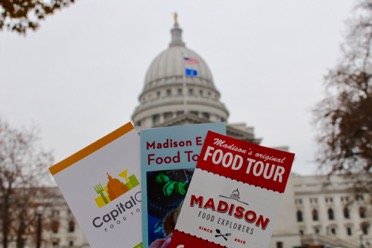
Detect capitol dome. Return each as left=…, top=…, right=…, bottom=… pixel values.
left=132, top=17, right=229, bottom=128
left=144, top=45, right=214, bottom=89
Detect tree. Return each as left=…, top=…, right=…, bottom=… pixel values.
left=313, top=0, right=372, bottom=196
left=0, top=118, right=54, bottom=248
left=0, top=0, right=76, bottom=34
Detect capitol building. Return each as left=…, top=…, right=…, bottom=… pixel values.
left=12, top=18, right=371, bottom=248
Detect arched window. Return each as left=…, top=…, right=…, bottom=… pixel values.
left=68, top=220, right=75, bottom=233
left=312, top=209, right=319, bottom=221
left=328, top=208, right=335, bottom=220
left=343, top=207, right=350, bottom=219
left=359, top=207, right=366, bottom=218
left=296, top=210, right=303, bottom=222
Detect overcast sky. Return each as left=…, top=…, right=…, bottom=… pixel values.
left=1, top=0, right=355, bottom=175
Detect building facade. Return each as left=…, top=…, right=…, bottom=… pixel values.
left=292, top=174, right=371, bottom=248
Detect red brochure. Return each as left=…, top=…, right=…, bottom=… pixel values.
left=169, top=131, right=295, bottom=248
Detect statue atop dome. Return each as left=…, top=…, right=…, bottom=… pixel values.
left=173, top=12, right=178, bottom=25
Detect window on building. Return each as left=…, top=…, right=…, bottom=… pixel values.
left=164, top=112, right=173, bottom=121
left=52, top=241, right=59, bottom=248
left=188, top=88, right=193, bottom=95
left=166, top=89, right=171, bottom=96
left=346, top=227, right=352, bottom=236
left=330, top=227, right=336, bottom=235
left=178, top=88, right=182, bottom=95
left=201, top=112, right=210, bottom=119
left=50, top=220, right=59, bottom=234
left=362, top=222, right=369, bottom=235
left=157, top=91, right=160, bottom=97
left=296, top=210, right=303, bottom=222
left=51, top=209, right=60, bottom=217
left=299, top=229, right=304, bottom=235
left=312, top=209, right=319, bottom=221
left=343, top=207, right=350, bottom=219
left=152, top=114, right=160, bottom=125
left=69, top=241, right=74, bottom=247
left=190, top=111, right=198, bottom=116
left=359, top=207, right=366, bottom=218
left=328, top=208, right=335, bottom=220
left=356, top=195, right=364, bottom=201
left=176, top=111, right=184, bottom=116
left=314, top=227, right=320, bottom=234
left=68, top=220, right=75, bottom=233
left=276, top=241, right=283, bottom=248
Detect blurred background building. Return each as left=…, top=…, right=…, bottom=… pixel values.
left=10, top=19, right=370, bottom=248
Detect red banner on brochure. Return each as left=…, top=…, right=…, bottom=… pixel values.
left=197, top=131, right=294, bottom=193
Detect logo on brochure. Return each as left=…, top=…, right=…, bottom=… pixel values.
left=93, top=168, right=140, bottom=208
left=219, top=188, right=249, bottom=206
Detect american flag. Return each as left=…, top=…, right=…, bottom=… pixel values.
left=184, top=56, right=199, bottom=64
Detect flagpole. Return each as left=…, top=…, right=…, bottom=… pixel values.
left=183, top=73, right=188, bottom=114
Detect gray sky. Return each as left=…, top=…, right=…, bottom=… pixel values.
left=0, top=0, right=355, bottom=175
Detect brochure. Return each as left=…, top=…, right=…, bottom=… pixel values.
left=140, top=123, right=226, bottom=247
left=49, top=122, right=143, bottom=248
left=169, top=131, right=295, bottom=248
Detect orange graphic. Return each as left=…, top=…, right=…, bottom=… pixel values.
left=107, top=172, right=129, bottom=201
left=94, top=168, right=140, bottom=208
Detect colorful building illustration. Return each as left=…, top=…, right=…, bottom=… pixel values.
left=94, top=169, right=140, bottom=208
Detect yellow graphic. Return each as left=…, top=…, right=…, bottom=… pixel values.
left=94, top=168, right=140, bottom=208
left=133, top=242, right=143, bottom=248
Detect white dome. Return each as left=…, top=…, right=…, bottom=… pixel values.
left=144, top=46, right=214, bottom=88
